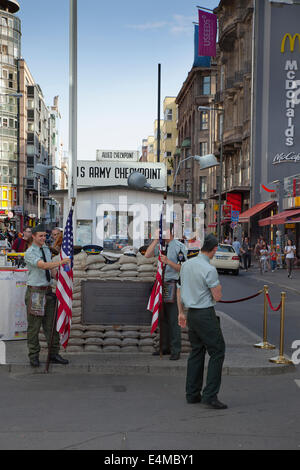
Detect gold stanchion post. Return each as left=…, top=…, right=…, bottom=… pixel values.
left=269, top=292, right=294, bottom=365
left=254, top=285, right=276, bottom=350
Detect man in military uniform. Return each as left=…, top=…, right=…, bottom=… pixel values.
left=145, top=224, right=187, bottom=360
left=177, top=234, right=227, bottom=409
left=24, top=225, right=70, bottom=367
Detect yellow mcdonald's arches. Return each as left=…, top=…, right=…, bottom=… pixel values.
left=281, top=33, right=300, bottom=53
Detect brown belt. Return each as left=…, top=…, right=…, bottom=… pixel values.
left=28, top=285, right=51, bottom=291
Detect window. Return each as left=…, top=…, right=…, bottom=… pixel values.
left=200, top=112, right=208, bottom=130
left=218, top=114, right=224, bottom=140
left=199, top=176, right=207, bottom=199
left=202, top=76, right=211, bottom=95
left=164, top=108, right=173, bottom=121
left=199, top=142, right=208, bottom=156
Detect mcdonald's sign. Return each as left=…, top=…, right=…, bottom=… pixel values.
left=281, top=33, right=300, bottom=53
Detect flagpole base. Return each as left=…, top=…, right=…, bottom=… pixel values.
left=269, top=355, right=294, bottom=365
left=254, top=341, right=276, bottom=350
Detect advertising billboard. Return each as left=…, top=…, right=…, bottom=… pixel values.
left=253, top=1, right=300, bottom=207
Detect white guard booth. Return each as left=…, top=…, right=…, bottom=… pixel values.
left=52, top=186, right=188, bottom=249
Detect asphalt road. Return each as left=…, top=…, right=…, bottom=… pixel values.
left=0, top=372, right=299, bottom=450
left=217, top=270, right=300, bottom=361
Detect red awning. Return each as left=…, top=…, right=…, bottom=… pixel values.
left=259, top=208, right=300, bottom=226
left=239, top=201, right=276, bottom=223
left=208, top=223, right=217, bottom=227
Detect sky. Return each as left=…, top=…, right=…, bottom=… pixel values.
left=19, top=0, right=219, bottom=160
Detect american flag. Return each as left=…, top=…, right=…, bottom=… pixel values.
left=56, top=208, right=74, bottom=349
left=147, top=209, right=164, bottom=335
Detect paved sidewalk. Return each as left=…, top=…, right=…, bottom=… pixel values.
left=0, top=310, right=295, bottom=376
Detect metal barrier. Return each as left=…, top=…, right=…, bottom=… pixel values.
left=269, top=292, right=294, bottom=365
left=254, top=285, right=276, bottom=350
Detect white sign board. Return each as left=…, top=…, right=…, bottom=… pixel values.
left=0, top=270, right=28, bottom=341
left=96, top=149, right=139, bottom=162
left=77, top=161, right=167, bottom=190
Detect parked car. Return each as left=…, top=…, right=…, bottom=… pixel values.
left=113, top=238, right=129, bottom=251
left=211, top=244, right=240, bottom=275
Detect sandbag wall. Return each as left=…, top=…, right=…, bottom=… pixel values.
left=38, top=251, right=191, bottom=354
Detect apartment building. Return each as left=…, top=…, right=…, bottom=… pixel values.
left=175, top=65, right=217, bottom=230
left=0, top=0, right=21, bottom=227
left=211, top=0, right=254, bottom=236
left=162, top=97, right=177, bottom=190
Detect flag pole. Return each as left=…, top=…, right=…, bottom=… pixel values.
left=69, top=0, right=77, bottom=230
left=159, top=192, right=167, bottom=359
left=44, top=298, right=58, bottom=374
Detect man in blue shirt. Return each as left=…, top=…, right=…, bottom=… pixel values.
left=24, top=225, right=70, bottom=368
left=177, top=234, right=227, bottom=410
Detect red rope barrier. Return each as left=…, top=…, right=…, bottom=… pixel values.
left=265, top=292, right=282, bottom=312
left=218, top=290, right=263, bottom=304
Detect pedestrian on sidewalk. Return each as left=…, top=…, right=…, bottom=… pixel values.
left=270, top=246, right=277, bottom=272
left=284, top=239, right=296, bottom=279
left=177, top=234, right=227, bottom=410
left=240, top=236, right=252, bottom=271
left=259, top=243, right=269, bottom=274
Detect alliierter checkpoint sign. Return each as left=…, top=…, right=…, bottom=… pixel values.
left=77, top=161, right=167, bottom=190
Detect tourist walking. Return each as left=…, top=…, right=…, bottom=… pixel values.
left=284, top=239, right=296, bottom=279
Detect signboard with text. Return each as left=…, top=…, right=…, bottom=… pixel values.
left=96, top=149, right=139, bottom=162
left=77, top=160, right=167, bottom=190
left=254, top=1, right=300, bottom=205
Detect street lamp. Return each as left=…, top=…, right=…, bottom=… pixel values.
left=198, top=105, right=224, bottom=242
left=34, top=164, right=68, bottom=221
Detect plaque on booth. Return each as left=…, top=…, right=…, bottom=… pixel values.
left=81, top=280, right=154, bottom=325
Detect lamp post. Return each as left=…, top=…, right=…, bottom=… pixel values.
left=198, top=106, right=224, bottom=242
left=171, top=155, right=204, bottom=192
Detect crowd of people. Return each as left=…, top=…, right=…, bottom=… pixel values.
left=0, top=226, right=63, bottom=257
left=222, top=234, right=297, bottom=278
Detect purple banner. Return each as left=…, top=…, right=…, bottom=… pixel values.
left=198, top=9, right=217, bottom=57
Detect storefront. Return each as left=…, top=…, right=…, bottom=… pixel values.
left=259, top=208, right=300, bottom=256
left=239, top=201, right=277, bottom=245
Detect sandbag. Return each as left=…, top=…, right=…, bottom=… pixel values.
left=119, top=255, right=137, bottom=265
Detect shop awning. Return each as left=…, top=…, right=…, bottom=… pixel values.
left=239, top=201, right=276, bottom=223
left=259, top=208, right=300, bottom=226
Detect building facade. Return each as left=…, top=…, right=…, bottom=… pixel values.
left=175, top=65, right=217, bottom=232
left=0, top=1, right=61, bottom=230
left=161, top=97, right=177, bottom=190
left=212, top=0, right=254, bottom=239
left=0, top=0, right=21, bottom=227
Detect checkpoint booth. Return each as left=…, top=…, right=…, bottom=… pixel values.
left=47, top=184, right=192, bottom=355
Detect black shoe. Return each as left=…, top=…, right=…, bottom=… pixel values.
left=169, top=353, right=180, bottom=361
left=29, top=357, right=40, bottom=368
left=50, top=354, right=69, bottom=365
left=186, top=395, right=202, bottom=404
left=202, top=398, right=228, bottom=410
left=152, top=350, right=170, bottom=356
